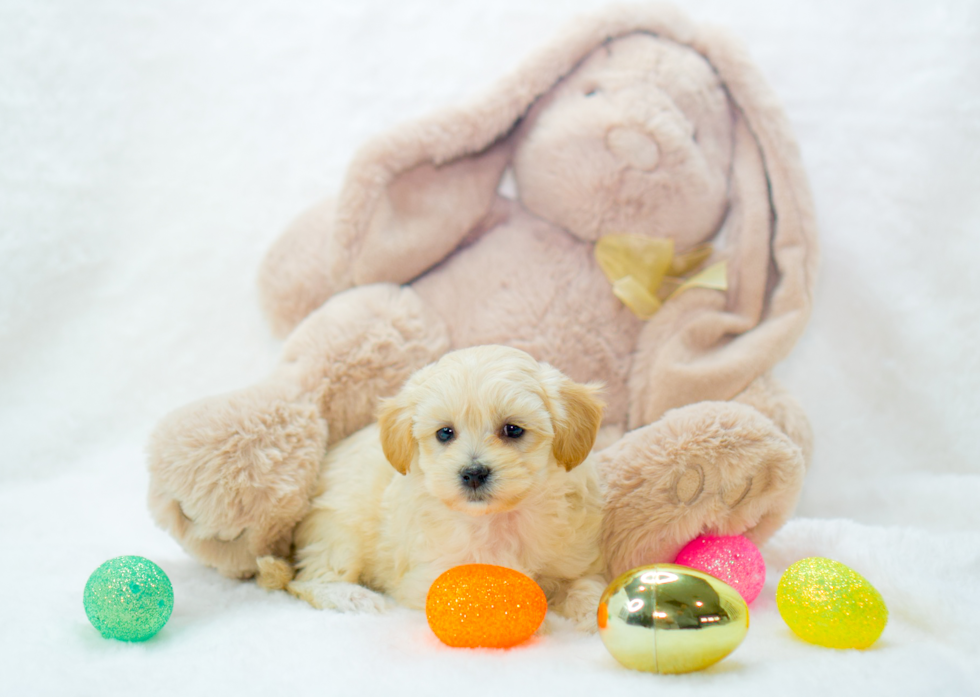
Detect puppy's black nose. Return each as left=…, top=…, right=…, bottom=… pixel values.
left=459, top=463, right=491, bottom=490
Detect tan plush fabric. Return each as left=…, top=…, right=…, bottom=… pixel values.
left=149, top=3, right=818, bottom=579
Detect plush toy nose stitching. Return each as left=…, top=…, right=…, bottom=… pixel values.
left=605, top=126, right=661, bottom=171
left=459, top=463, right=492, bottom=490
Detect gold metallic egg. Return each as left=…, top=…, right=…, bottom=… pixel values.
left=598, top=564, right=749, bottom=674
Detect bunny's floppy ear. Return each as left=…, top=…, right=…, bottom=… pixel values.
left=327, top=4, right=709, bottom=289
left=624, top=14, right=819, bottom=425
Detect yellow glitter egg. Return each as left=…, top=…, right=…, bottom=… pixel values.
left=598, top=564, right=749, bottom=674
left=776, top=557, right=888, bottom=649
left=425, top=564, right=547, bottom=648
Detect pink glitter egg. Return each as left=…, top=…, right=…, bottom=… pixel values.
left=673, top=535, right=766, bottom=604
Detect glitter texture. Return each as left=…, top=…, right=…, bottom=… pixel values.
left=674, top=535, right=766, bottom=604
left=83, top=556, right=174, bottom=642
left=425, top=564, right=547, bottom=648
left=776, top=557, right=887, bottom=649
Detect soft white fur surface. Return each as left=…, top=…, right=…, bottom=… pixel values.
left=1, top=1, right=978, bottom=695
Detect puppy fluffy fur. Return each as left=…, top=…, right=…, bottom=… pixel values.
left=268, top=345, right=607, bottom=630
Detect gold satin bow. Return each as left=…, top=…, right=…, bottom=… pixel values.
left=595, top=235, right=728, bottom=320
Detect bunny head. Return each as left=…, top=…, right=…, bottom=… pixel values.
left=512, top=32, right=733, bottom=248
left=260, top=3, right=817, bottom=423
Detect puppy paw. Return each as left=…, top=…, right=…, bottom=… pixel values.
left=288, top=580, right=389, bottom=613
left=256, top=556, right=295, bottom=590
left=552, top=576, right=606, bottom=633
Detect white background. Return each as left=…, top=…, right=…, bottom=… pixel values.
left=2, top=1, right=978, bottom=695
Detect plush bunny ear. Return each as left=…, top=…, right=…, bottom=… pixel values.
left=625, top=17, right=819, bottom=426
left=328, top=4, right=705, bottom=289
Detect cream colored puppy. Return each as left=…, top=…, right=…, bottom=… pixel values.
left=278, top=345, right=607, bottom=630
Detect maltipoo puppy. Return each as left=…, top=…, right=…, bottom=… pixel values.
left=261, top=345, right=607, bottom=630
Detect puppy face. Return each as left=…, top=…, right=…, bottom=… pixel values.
left=378, top=346, right=604, bottom=516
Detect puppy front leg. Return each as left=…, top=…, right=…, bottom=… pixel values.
left=288, top=513, right=388, bottom=613
left=547, top=575, right=607, bottom=633
left=288, top=578, right=389, bottom=613
left=288, top=549, right=389, bottom=613
left=388, top=564, right=445, bottom=610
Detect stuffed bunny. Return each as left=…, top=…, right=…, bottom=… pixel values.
left=148, top=3, right=818, bottom=580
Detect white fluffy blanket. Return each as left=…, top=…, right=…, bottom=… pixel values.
left=2, top=1, right=978, bottom=695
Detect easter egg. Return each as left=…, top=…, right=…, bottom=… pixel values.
left=674, top=535, right=766, bottom=604
left=425, top=564, right=547, bottom=648
left=83, top=556, right=174, bottom=642
left=597, top=564, right=749, bottom=674
left=776, top=557, right=887, bottom=649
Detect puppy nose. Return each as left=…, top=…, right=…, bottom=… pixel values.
left=459, top=463, right=491, bottom=490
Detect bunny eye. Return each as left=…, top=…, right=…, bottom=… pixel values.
left=503, top=424, right=525, bottom=439
left=437, top=427, right=455, bottom=443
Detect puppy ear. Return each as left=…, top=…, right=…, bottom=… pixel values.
left=377, top=394, right=417, bottom=475
left=551, top=379, right=605, bottom=471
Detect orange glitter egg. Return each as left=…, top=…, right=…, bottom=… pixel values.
left=425, top=564, right=548, bottom=648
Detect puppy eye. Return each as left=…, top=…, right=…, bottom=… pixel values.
left=437, top=427, right=455, bottom=443
left=503, top=424, right=524, bottom=439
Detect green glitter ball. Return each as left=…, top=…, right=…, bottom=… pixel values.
left=83, top=556, right=174, bottom=642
